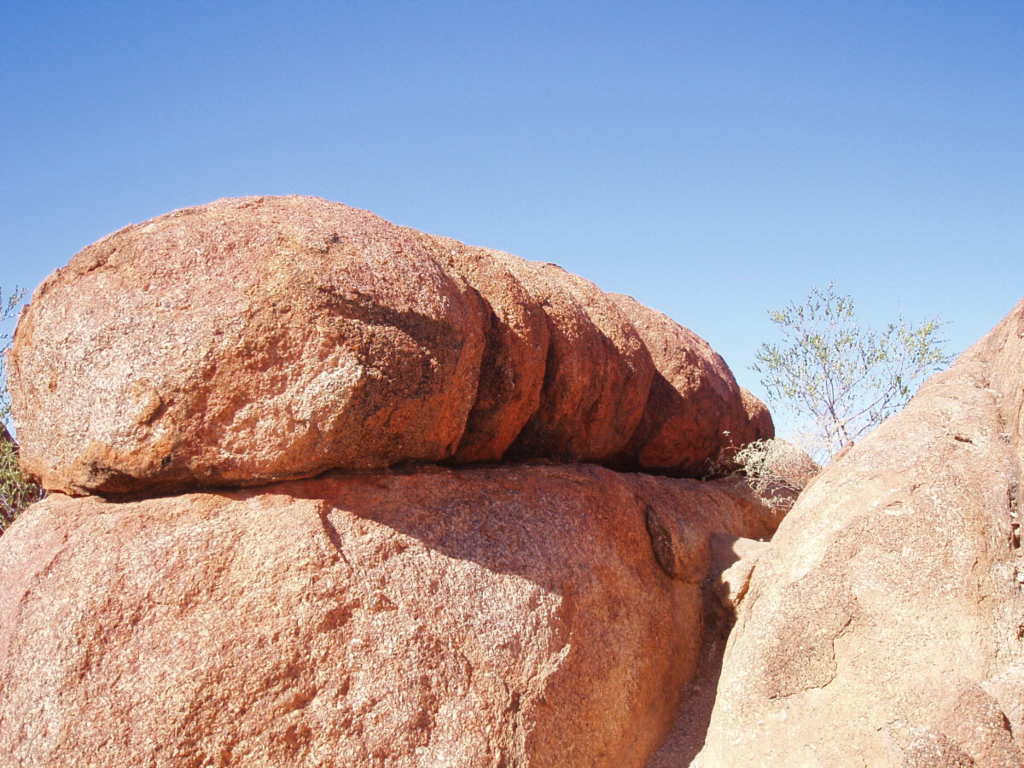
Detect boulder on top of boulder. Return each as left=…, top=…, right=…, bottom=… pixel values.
left=8, top=196, right=766, bottom=496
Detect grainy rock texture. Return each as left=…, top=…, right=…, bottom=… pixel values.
left=414, top=236, right=550, bottom=462
left=8, top=197, right=488, bottom=495
left=0, top=464, right=782, bottom=768
left=608, top=293, right=763, bottom=476
left=733, top=387, right=776, bottom=451
left=2, top=195, right=793, bottom=766
left=706, top=535, right=772, bottom=624
left=9, top=196, right=763, bottom=496
left=500, top=263, right=655, bottom=463
left=620, top=473, right=784, bottom=585
left=700, top=298, right=1024, bottom=767
left=644, top=535, right=772, bottom=768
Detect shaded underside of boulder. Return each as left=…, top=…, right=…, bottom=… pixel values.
left=9, top=196, right=766, bottom=496
left=700, top=298, right=1024, bottom=767
left=0, top=464, right=783, bottom=768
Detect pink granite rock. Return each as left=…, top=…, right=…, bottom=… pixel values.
left=0, top=464, right=781, bottom=768
left=701, top=298, right=1024, bottom=766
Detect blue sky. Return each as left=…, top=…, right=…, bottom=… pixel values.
left=2, top=2, right=1022, bottom=438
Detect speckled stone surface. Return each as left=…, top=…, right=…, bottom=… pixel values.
left=0, top=464, right=782, bottom=768
left=700, top=298, right=1024, bottom=767
left=8, top=196, right=766, bottom=495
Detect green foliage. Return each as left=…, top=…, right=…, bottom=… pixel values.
left=0, top=435, right=41, bottom=532
left=0, top=286, right=25, bottom=427
left=0, top=286, right=42, bottom=533
left=753, top=283, right=953, bottom=462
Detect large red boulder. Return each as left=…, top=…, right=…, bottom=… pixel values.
left=608, top=293, right=770, bottom=476
left=8, top=197, right=488, bottom=496
left=700, top=298, right=1024, bottom=766
left=0, top=464, right=781, bottom=768
left=8, top=196, right=764, bottom=495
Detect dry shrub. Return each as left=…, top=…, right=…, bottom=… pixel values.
left=732, top=438, right=820, bottom=511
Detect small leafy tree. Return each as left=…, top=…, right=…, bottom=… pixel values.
left=0, top=287, right=42, bottom=533
left=753, top=283, right=953, bottom=463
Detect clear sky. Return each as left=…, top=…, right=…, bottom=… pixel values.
left=2, top=2, right=1022, bottom=438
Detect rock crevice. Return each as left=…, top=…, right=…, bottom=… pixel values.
left=0, top=197, right=783, bottom=768
left=9, top=196, right=771, bottom=497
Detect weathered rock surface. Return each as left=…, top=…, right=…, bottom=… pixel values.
left=501, top=264, right=655, bottom=463
left=9, top=197, right=488, bottom=495
left=8, top=196, right=763, bottom=495
left=414, top=236, right=550, bottom=463
left=620, top=473, right=784, bottom=584
left=2, top=196, right=791, bottom=765
left=700, top=298, right=1024, bottom=766
left=734, top=387, right=776, bottom=451
left=0, top=463, right=782, bottom=768
left=706, top=535, right=772, bottom=624
left=645, top=535, right=772, bottom=768
left=608, top=293, right=766, bottom=476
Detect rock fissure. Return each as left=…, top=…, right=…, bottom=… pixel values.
left=0, top=196, right=792, bottom=768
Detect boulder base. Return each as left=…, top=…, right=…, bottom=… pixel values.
left=0, top=464, right=782, bottom=768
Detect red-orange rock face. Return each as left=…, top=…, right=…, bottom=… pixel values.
left=0, top=464, right=780, bottom=768
left=8, top=197, right=488, bottom=495
left=733, top=387, right=775, bottom=447
left=609, top=294, right=771, bottom=476
left=414, top=237, right=551, bottom=463
left=701, top=298, right=1024, bottom=766
left=500, top=262, right=657, bottom=462
left=8, top=196, right=762, bottom=495
left=0, top=196, right=795, bottom=765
